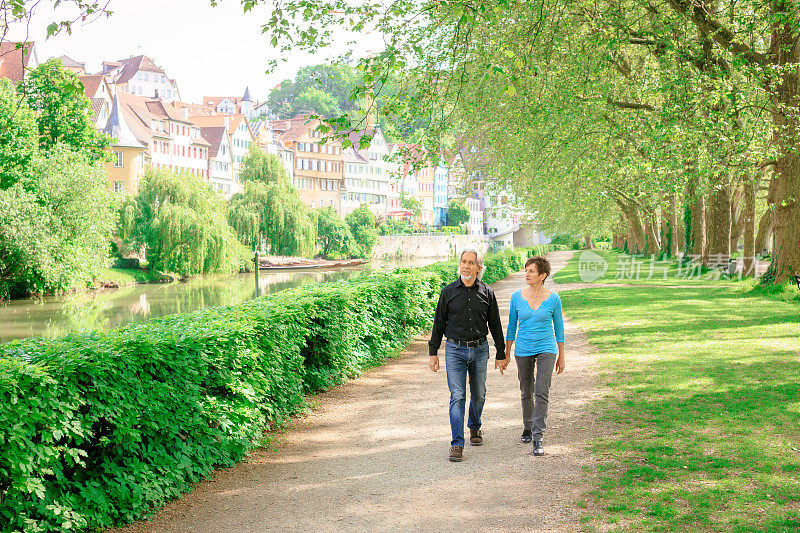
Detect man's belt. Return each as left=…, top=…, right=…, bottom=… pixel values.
left=448, top=337, right=487, bottom=348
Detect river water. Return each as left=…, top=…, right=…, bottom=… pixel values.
left=0, top=258, right=446, bottom=343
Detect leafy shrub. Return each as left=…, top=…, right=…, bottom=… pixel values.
left=422, top=245, right=565, bottom=288
left=0, top=270, right=437, bottom=531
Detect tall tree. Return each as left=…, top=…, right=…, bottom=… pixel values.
left=229, top=147, right=316, bottom=256
left=121, top=170, right=249, bottom=275
left=0, top=79, right=38, bottom=189
left=315, top=206, right=355, bottom=258
left=0, top=147, right=116, bottom=297
left=19, top=58, right=110, bottom=160
left=446, top=199, right=469, bottom=226
left=345, top=205, right=378, bottom=259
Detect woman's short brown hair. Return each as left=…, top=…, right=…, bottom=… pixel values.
left=525, top=256, right=551, bottom=279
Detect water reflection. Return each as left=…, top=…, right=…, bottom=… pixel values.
left=0, top=268, right=367, bottom=343
left=0, top=255, right=455, bottom=343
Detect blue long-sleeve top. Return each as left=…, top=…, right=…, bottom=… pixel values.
left=506, top=290, right=564, bottom=356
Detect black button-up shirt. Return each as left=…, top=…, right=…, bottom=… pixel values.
left=428, top=277, right=506, bottom=359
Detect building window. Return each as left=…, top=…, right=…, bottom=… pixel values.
left=113, top=151, right=124, bottom=168
left=113, top=181, right=124, bottom=192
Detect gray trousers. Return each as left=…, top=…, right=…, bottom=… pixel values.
left=515, top=353, right=557, bottom=440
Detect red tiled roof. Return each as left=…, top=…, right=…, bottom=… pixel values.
left=89, top=98, right=106, bottom=120
left=114, top=55, right=165, bottom=84
left=115, top=92, right=209, bottom=148
left=79, top=75, right=104, bottom=98
left=58, top=55, right=85, bottom=68
left=200, top=126, right=226, bottom=158
left=0, top=42, right=35, bottom=83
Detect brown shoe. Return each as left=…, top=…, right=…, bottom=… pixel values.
left=469, top=429, right=484, bottom=446
left=449, top=445, right=464, bottom=462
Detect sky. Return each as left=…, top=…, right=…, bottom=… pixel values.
left=6, top=0, right=383, bottom=103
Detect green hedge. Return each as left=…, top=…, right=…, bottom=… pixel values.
left=0, top=246, right=563, bottom=531
left=421, top=244, right=566, bottom=288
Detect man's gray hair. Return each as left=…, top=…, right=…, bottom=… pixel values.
left=458, top=247, right=486, bottom=280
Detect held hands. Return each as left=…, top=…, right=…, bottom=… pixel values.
left=495, top=357, right=510, bottom=374
left=429, top=356, right=440, bottom=372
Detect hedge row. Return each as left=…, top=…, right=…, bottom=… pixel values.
left=0, top=245, right=563, bottom=532
left=420, top=244, right=567, bottom=287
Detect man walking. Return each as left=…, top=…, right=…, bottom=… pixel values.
left=429, top=248, right=507, bottom=462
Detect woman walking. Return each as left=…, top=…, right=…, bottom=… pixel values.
left=505, top=255, right=565, bottom=456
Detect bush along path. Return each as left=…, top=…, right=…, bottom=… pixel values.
left=0, top=245, right=565, bottom=532
left=107, top=250, right=602, bottom=532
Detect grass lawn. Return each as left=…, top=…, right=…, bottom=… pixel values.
left=555, top=254, right=800, bottom=531
left=552, top=249, right=760, bottom=287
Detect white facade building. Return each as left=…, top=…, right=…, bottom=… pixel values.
left=100, top=55, right=180, bottom=102
left=466, top=197, right=484, bottom=236
left=200, top=126, right=236, bottom=198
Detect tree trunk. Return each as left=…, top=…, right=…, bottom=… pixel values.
left=583, top=235, right=595, bottom=249
left=615, top=198, right=646, bottom=254
left=677, top=195, right=685, bottom=254
left=767, top=9, right=800, bottom=282
left=630, top=208, right=648, bottom=254
left=706, top=181, right=732, bottom=265
left=771, top=154, right=800, bottom=281
left=685, top=177, right=706, bottom=260
left=755, top=210, right=773, bottom=257
left=729, top=184, right=745, bottom=252
left=664, top=193, right=678, bottom=256
left=643, top=215, right=660, bottom=256
left=743, top=180, right=756, bottom=277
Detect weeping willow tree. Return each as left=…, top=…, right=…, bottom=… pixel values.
left=120, top=169, right=249, bottom=276
left=228, top=147, right=316, bottom=257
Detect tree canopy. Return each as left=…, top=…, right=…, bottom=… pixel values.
left=446, top=199, right=469, bottom=226
left=228, top=147, right=316, bottom=256
left=345, top=205, right=378, bottom=259
left=315, top=206, right=355, bottom=258
left=257, top=0, right=800, bottom=281
left=120, top=170, right=249, bottom=276
left=19, top=58, right=111, bottom=160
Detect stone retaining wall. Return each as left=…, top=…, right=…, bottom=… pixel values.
left=372, top=235, right=489, bottom=259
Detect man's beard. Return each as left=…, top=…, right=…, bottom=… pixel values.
left=461, top=273, right=473, bottom=280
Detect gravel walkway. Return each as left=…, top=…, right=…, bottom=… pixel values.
left=111, top=250, right=602, bottom=533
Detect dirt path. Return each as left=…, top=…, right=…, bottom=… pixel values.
left=113, top=251, right=602, bottom=533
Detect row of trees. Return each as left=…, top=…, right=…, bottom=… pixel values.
left=258, top=0, right=800, bottom=282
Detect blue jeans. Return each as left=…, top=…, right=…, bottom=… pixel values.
left=445, top=340, right=490, bottom=447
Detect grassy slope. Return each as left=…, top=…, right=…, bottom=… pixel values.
left=554, top=252, right=800, bottom=531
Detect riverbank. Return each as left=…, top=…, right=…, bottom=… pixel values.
left=95, top=267, right=177, bottom=288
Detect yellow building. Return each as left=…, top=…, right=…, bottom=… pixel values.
left=102, top=95, right=146, bottom=193
left=275, top=115, right=345, bottom=212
